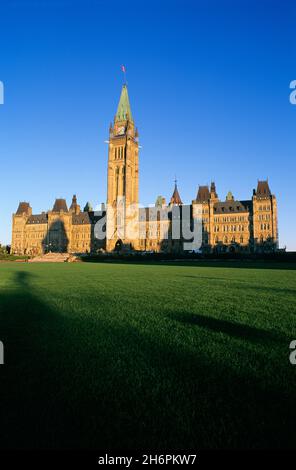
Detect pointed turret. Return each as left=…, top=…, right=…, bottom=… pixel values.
left=69, top=194, right=80, bottom=214
left=84, top=201, right=93, bottom=212
left=115, top=84, right=133, bottom=123
left=210, top=181, right=218, bottom=199
left=170, top=181, right=183, bottom=206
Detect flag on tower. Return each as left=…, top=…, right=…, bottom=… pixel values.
left=121, top=65, right=126, bottom=73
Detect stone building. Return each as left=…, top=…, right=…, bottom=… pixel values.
left=11, top=84, right=278, bottom=255
left=11, top=196, right=105, bottom=256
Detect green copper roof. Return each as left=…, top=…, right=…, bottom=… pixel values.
left=84, top=201, right=93, bottom=212
left=226, top=191, right=234, bottom=201
left=115, top=85, right=133, bottom=123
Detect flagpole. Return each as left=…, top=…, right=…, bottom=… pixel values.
left=121, top=65, right=127, bottom=85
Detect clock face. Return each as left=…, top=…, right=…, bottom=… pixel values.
left=117, top=126, right=125, bottom=135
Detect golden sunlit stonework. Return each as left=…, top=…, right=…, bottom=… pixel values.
left=11, top=85, right=279, bottom=256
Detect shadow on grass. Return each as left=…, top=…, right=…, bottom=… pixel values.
left=168, top=311, right=285, bottom=345
left=0, top=270, right=295, bottom=450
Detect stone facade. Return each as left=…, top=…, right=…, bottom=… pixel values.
left=11, top=197, right=105, bottom=256
left=11, top=85, right=279, bottom=255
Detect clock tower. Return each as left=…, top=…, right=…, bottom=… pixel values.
left=106, top=84, right=139, bottom=251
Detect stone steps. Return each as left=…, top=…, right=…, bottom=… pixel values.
left=29, top=252, right=71, bottom=263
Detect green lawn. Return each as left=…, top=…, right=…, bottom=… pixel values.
left=0, top=261, right=295, bottom=449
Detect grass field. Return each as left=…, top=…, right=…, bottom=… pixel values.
left=0, top=261, right=295, bottom=449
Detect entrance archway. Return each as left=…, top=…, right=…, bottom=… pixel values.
left=115, top=239, right=123, bottom=252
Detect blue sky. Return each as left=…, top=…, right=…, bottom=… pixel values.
left=0, top=0, right=295, bottom=249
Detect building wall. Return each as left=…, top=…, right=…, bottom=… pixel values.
left=252, top=194, right=278, bottom=249
left=11, top=214, right=30, bottom=255
left=11, top=211, right=103, bottom=255
left=11, top=188, right=279, bottom=256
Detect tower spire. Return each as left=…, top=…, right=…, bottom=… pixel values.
left=170, top=178, right=183, bottom=205
left=115, top=83, right=133, bottom=123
